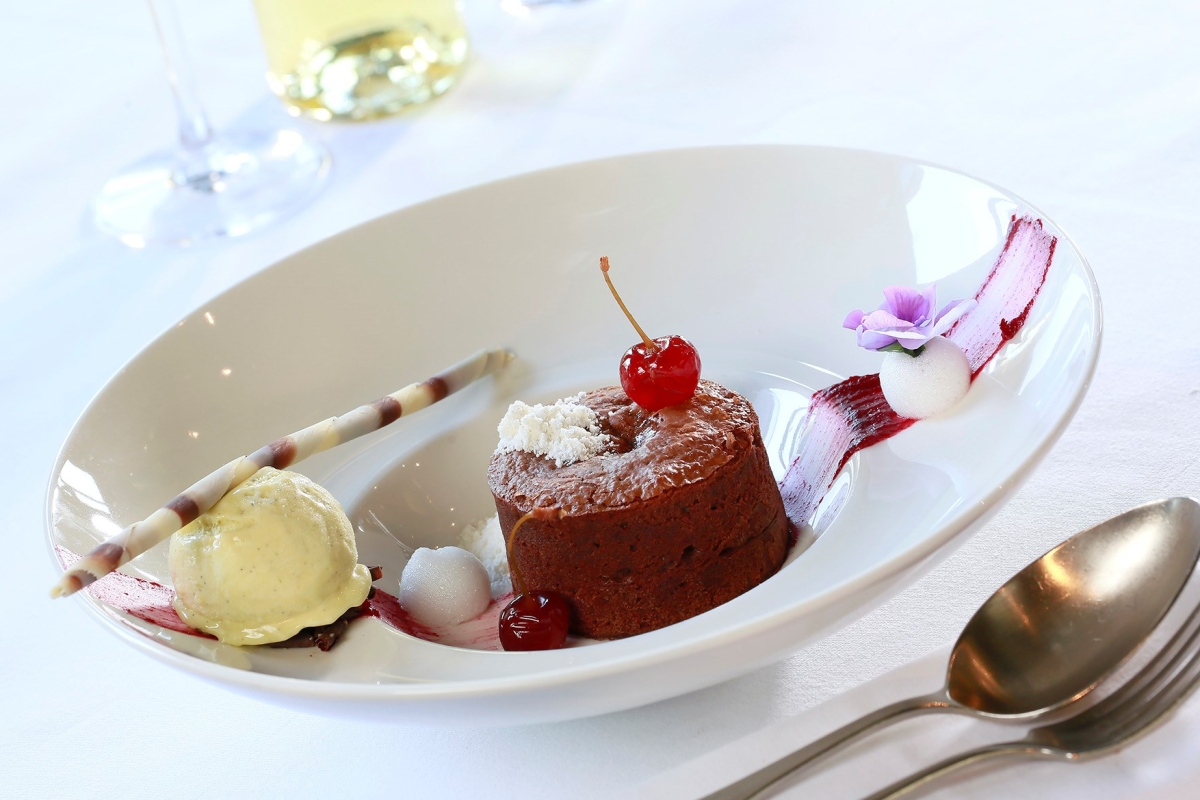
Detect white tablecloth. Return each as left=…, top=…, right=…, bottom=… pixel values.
left=3, top=1, right=1199, bottom=797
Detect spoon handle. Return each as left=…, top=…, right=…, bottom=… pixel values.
left=701, top=692, right=950, bottom=800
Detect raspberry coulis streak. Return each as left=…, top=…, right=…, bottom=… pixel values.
left=780, top=214, right=1057, bottom=531
left=359, top=589, right=438, bottom=640
left=55, top=545, right=213, bottom=638
left=56, top=544, right=443, bottom=643
left=948, top=216, right=1058, bottom=377
left=779, top=376, right=915, bottom=530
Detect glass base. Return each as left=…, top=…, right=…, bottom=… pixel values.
left=94, top=129, right=330, bottom=247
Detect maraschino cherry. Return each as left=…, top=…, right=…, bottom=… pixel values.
left=600, top=256, right=701, bottom=411
left=499, top=508, right=571, bottom=651
left=498, top=592, right=570, bottom=651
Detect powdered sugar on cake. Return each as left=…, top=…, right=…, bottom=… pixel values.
left=495, top=397, right=609, bottom=467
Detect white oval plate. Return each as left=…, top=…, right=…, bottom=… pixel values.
left=46, top=146, right=1100, bottom=725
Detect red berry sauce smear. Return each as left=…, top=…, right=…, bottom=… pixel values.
left=779, top=214, right=1056, bottom=530
left=55, top=545, right=510, bottom=650
left=946, top=216, right=1058, bottom=378
left=55, top=545, right=212, bottom=637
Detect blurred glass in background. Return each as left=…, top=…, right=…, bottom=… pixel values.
left=253, top=0, right=469, bottom=121
left=94, top=0, right=329, bottom=247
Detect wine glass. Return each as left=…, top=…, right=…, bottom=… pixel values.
left=252, top=0, right=469, bottom=122
left=94, top=0, right=330, bottom=247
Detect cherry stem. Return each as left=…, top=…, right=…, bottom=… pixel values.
left=600, top=256, right=657, bottom=353
left=506, top=513, right=533, bottom=596
left=505, top=507, right=565, bottom=596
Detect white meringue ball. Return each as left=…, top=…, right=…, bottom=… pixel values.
left=879, top=336, right=971, bottom=419
left=398, top=546, right=492, bottom=628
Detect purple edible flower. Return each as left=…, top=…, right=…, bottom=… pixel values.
left=843, top=284, right=976, bottom=352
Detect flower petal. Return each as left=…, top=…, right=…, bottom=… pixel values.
left=918, top=283, right=938, bottom=325
left=885, top=328, right=932, bottom=340
left=860, top=309, right=910, bottom=331
left=930, top=298, right=978, bottom=337
left=882, top=285, right=932, bottom=324
left=858, top=329, right=898, bottom=350
left=846, top=283, right=975, bottom=353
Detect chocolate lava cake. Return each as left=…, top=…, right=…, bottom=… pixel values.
left=487, top=379, right=790, bottom=639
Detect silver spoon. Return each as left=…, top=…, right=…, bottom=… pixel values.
left=866, top=576, right=1200, bottom=798
left=705, top=497, right=1200, bottom=800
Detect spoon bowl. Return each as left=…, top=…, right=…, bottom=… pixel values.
left=948, top=497, right=1200, bottom=715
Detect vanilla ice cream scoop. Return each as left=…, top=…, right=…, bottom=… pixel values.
left=168, top=467, right=372, bottom=646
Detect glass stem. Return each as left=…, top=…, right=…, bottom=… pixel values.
left=147, top=0, right=214, bottom=153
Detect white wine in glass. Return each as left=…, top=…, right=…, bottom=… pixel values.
left=253, top=0, right=469, bottom=122
left=94, top=0, right=330, bottom=247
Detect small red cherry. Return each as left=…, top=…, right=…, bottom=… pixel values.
left=600, top=257, right=702, bottom=411
left=620, top=335, right=702, bottom=411
left=499, top=591, right=570, bottom=651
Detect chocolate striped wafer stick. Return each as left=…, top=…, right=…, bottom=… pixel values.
left=50, top=348, right=512, bottom=599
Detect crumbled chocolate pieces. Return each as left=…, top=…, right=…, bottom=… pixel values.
left=268, top=566, right=382, bottom=652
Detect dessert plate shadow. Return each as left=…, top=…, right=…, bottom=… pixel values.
left=45, top=145, right=1100, bottom=725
